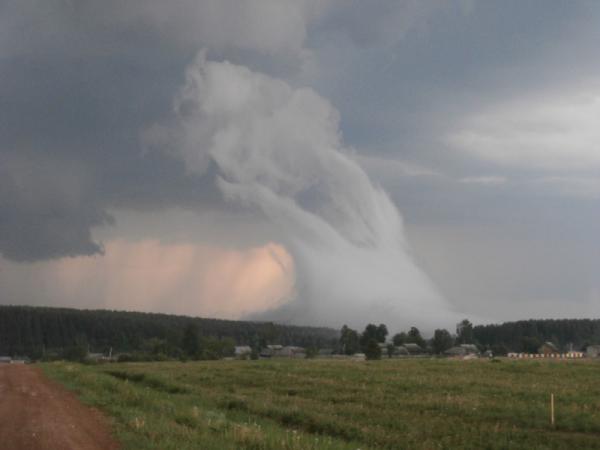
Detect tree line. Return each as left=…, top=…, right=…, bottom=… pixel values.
left=338, top=320, right=477, bottom=359
left=473, top=318, right=600, bottom=354
left=0, top=305, right=338, bottom=360
left=3, top=305, right=599, bottom=361
left=338, top=317, right=600, bottom=359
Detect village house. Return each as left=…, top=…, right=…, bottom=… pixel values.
left=327, top=352, right=367, bottom=360
left=445, top=347, right=463, bottom=357
left=444, top=344, right=479, bottom=358
left=586, top=345, right=600, bottom=358
left=87, top=352, right=109, bottom=362
left=85, top=351, right=116, bottom=363
left=260, top=345, right=306, bottom=358
left=234, top=346, right=252, bottom=358
left=461, top=344, right=479, bottom=355
left=9, top=355, right=29, bottom=364
left=403, top=343, right=425, bottom=355
left=259, top=344, right=281, bottom=358
left=275, top=346, right=306, bottom=358
left=390, top=346, right=410, bottom=357
left=538, top=342, right=560, bottom=356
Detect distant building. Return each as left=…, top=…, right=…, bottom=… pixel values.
left=259, top=348, right=272, bottom=358
left=0, top=356, right=11, bottom=364
left=403, top=343, right=425, bottom=355
left=259, top=345, right=281, bottom=358
left=391, top=346, right=410, bottom=357
left=538, top=342, right=560, bottom=355
left=275, top=346, right=306, bottom=358
left=87, top=352, right=114, bottom=363
left=444, top=347, right=463, bottom=357
left=586, top=345, right=600, bottom=358
left=260, top=345, right=305, bottom=358
left=444, top=344, right=479, bottom=358
left=460, top=344, right=479, bottom=354
left=234, top=346, right=252, bottom=358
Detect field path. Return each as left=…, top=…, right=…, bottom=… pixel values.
left=0, top=364, right=119, bottom=450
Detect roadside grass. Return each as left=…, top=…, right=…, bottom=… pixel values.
left=42, top=358, right=600, bottom=449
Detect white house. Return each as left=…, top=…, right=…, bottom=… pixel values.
left=234, top=346, right=252, bottom=358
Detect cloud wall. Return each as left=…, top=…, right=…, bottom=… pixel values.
left=147, top=54, right=455, bottom=330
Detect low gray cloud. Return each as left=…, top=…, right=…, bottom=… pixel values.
left=0, top=152, right=111, bottom=261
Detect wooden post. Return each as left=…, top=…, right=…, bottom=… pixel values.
left=550, top=393, right=555, bottom=427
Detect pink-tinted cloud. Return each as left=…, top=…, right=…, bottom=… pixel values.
left=0, top=240, right=294, bottom=319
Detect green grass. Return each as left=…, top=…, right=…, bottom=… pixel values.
left=42, top=358, right=600, bottom=449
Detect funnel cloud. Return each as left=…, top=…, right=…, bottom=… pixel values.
left=146, top=54, right=455, bottom=330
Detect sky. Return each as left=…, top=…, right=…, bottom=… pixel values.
left=1, top=1, right=599, bottom=332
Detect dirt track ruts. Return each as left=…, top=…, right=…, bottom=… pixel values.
left=0, top=364, right=119, bottom=450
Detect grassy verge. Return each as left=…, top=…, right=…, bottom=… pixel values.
left=42, top=358, right=600, bottom=449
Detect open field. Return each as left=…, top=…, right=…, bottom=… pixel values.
left=42, top=359, right=600, bottom=449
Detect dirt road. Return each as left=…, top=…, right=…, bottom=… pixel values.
left=0, top=364, right=119, bottom=450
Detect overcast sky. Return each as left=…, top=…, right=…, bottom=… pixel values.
left=1, top=1, right=599, bottom=332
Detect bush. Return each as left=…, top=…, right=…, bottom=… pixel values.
left=364, top=339, right=382, bottom=360
left=305, top=347, right=318, bottom=359
left=61, top=345, right=88, bottom=362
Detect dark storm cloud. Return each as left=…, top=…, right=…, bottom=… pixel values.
left=0, top=0, right=340, bottom=261
left=0, top=154, right=111, bottom=261
left=0, top=203, right=111, bottom=262
left=0, top=2, right=217, bottom=260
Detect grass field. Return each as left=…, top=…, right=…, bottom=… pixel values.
left=42, top=358, right=600, bottom=449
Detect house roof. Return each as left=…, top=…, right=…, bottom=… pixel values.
left=404, top=343, right=422, bottom=349
left=388, top=346, right=409, bottom=355
left=283, top=346, right=305, bottom=352
left=403, top=343, right=424, bottom=353
left=460, top=344, right=479, bottom=352
left=234, top=346, right=252, bottom=354
left=444, top=346, right=466, bottom=355
left=539, top=341, right=559, bottom=352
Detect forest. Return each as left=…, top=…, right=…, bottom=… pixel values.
left=473, top=318, right=600, bottom=353
left=2, top=305, right=600, bottom=360
left=0, top=305, right=338, bottom=359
